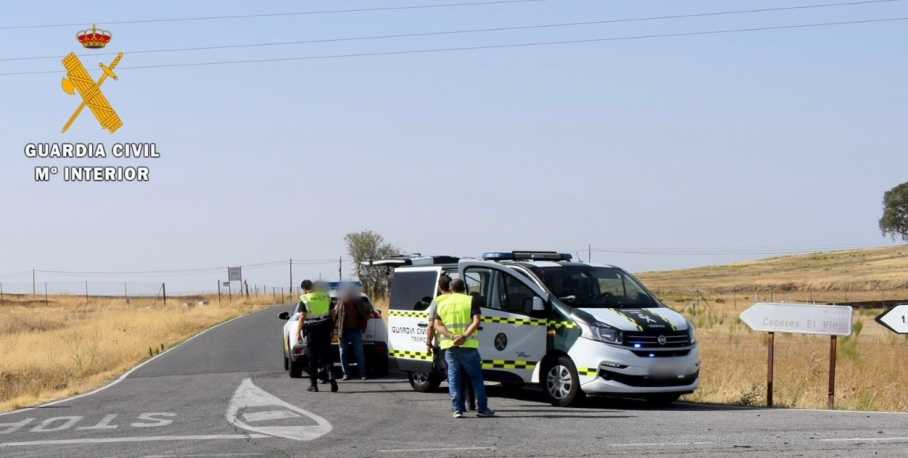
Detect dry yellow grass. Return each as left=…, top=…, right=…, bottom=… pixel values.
left=0, top=293, right=277, bottom=413
left=633, top=246, right=908, bottom=411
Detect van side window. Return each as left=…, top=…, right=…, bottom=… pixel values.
left=389, top=271, right=438, bottom=311
left=503, top=273, right=536, bottom=315
left=463, top=267, right=494, bottom=309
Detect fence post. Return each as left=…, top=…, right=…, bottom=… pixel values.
left=45, top=282, right=48, bottom=306
left=0, top=282, right=4, bottom=306
left=245, top=280, right=249, bottom=298
left=85, top=281, right=89, bottom=305
left=125, top=282, right=128, bottom=303
left=281, top=287, right=284, bottom=303
left=218, top=281, right=221, bottom=304
left=228, top=284, right=232, bottom=302
left=162, top=283, right=167, bottom=306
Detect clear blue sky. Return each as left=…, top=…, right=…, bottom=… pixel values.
left=1, top=0, right=905, bottom=294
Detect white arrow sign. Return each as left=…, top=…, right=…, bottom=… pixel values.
left=875, top=305, right=908, bottom=334
left=740, top=302, right=853, bottom=336
left=226, top=378, right=332, bottom=441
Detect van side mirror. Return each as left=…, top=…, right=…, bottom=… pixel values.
left=278, top=312, right=290, bottom=320
left=531, top=297, right=545, bottom=312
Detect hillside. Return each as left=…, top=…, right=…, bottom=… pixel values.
left=636, top=245, right=908, bottom=294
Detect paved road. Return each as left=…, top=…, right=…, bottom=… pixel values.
left=2, top=305, right=908, bottom=457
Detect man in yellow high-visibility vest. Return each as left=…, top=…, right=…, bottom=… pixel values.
left=434, top=278, right=494, bottom=418
left=297, top=279, right=338, bottom=392
left=427, top=274, right=475, bottom=411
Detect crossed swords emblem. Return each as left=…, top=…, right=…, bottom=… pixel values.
left=61, top=52, right=124, bottom=133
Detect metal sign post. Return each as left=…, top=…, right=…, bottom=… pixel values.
left=741, top=302, right=853, bottom=409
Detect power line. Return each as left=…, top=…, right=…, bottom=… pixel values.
left=3, top=0, right=900, bottom=63
left=0, top=0, right=555, bottom=31
left=2, top=16, right=906, bottom=77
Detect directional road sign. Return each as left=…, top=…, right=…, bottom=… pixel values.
left=875, top=305, right=908, bottom=334
left=228, top=267, right=242, bottom=282
left=740, top=302, right=853, bottom=336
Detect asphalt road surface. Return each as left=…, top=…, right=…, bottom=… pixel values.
left=2, top=305, right=908, bottom=457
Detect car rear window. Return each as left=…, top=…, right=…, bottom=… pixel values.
left=390, top=271, right=437, bottom=311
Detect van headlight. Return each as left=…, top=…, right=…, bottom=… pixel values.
left=578, top=321, right=623, bottom=345
left=687, top=321, right=697, bottom=344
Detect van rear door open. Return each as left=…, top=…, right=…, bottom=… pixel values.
left=387, top=266, right=441, bottom=373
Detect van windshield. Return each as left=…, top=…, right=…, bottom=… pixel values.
left=532, top=266, right=660, bottom=309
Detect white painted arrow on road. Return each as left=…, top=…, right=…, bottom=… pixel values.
left=876, top=305, right=908, bottom=334
left=226, top=378, right=332, bottom=441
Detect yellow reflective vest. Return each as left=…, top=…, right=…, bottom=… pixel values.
left=303, top=291, right=331, bottom=320
left=437, top=293, right=479, bottom=350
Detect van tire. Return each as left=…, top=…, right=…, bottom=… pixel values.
left=409, top=372, right=442, bottom=392
left=541, top=356, right=584, bottom=407
left=283, top=352, right=289, bottom=371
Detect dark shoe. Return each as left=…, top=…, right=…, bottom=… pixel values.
left=329, top=378, right=339, bottom=392
left=341, top=375, right=349, bottom=381
left=307, top=385, right=318, bottom=392
left=453, top=411, right=463, bottom=418
left=477, top=408, right=495, bottom=418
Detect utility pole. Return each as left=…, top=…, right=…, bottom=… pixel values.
left=32, top=269, right=36, bottom=295
left=289, top=258, right=293, bottom=297
left=588, top=244, right=592, bottom=263
left=339, top=256, right=342, bottom=281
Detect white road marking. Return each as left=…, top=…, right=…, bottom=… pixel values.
left=0, top=312, right=260, bottom=418
left=608, top=442, right=713, bottom=447
left=0, top=434, right=270, bottom=447
left=225, top=378, right=332, bottom=441
left=77, top=414, right=118, bottom=430
left=30, top=417, right=82, bottom=432
left=820, top=437, right=908, bottom=443
left=0, top=418, right=34, bottom=434
left=379, top=447, right=496, bottom=453
left=242, top=410, right=301, bottom=422
left=131, top=413, right=176, bottom=427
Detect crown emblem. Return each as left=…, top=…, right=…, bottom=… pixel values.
left=77, top=24, right=112, bottom=49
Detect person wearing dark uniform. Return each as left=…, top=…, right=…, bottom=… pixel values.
left=296, top=280, right=338, bottom=392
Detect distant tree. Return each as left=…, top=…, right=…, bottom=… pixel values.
left=879, top=182, right=908, bottom=243
left=344, top=230, right=401, bottom=299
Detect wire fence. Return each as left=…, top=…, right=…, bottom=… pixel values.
left=0, top=280, right=306, bottom=306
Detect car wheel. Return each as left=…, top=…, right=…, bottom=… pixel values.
left=408, top=371, right=442, bottom=392
left=645, top=393, right=682, bottom=405
left=541, top=356, right=584, bottom=407
left=289, top=355, right=305, bottom=379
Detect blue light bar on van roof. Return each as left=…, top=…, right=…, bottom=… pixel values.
left=482, top=251, right=572, bottom=261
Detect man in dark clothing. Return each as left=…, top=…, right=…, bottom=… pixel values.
left=298, top=280, right=338, bottom=392
left=332, top=286, right=371, bottom=380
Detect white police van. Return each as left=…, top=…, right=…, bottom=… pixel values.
left=375, top=251, right=700, bottom=406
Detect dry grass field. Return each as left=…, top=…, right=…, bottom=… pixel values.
left=0, top=294, right=276, bottom=413
left=635, top=246, right=908, bottom=411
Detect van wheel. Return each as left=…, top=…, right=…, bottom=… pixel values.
left=541, top=356, right=584, bottom=407
left=645, top=393, right=681, bottom=405
left=283, top=352, right=289, bottom=371
left=409, top=372, right=441, bottom=392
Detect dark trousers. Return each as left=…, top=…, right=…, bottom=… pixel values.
left=305, top=319, right=335, bottom=387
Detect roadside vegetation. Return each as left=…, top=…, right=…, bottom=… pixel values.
left=637, top=245, right=908, bottom=411
left=0, top=294, right=277, bottom=413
